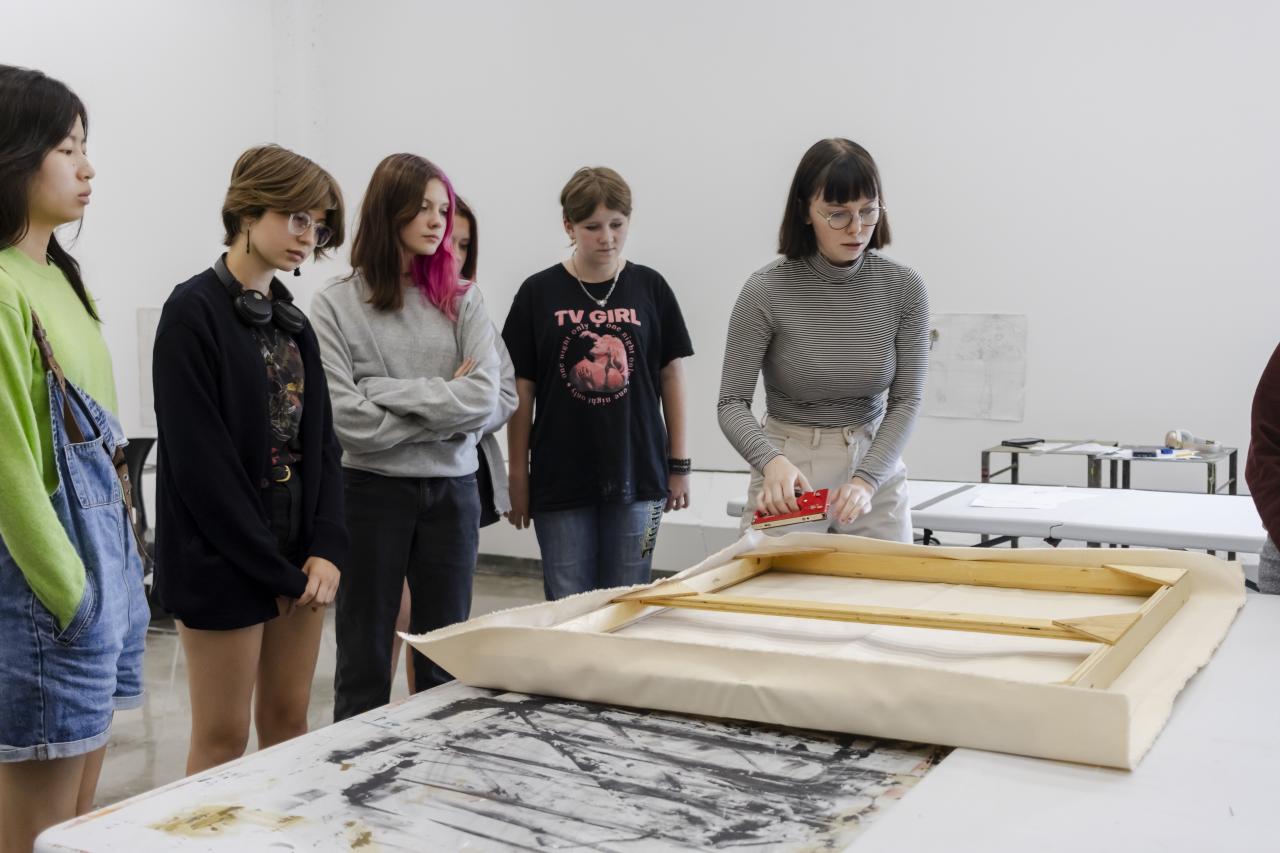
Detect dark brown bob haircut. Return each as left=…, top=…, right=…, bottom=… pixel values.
left=221, top=144, right=345, bottom=258
left=778, top=138, right=892, bottom=259
left=455, top=195, right=477, bottom=282
left=560, top=167, right=631, bottom=224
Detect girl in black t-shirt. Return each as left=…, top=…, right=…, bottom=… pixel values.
left=502, top=167, right=694, bottom=600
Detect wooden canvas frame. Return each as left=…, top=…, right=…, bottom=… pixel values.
left=604, top=547, right=1191, bottom=690
left=408, top=534, right=1242, bottom=768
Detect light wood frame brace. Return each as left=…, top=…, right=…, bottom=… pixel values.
left=600, top=548, right=1190, bottom=690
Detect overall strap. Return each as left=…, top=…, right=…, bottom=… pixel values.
left=31, top=310, right=146, bottom=560
left=31, top=309, right=86, bottom=445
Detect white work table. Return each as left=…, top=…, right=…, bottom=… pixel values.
left=39, top=594, right=1275, bottom=851
left=491, top=472, right=1263, bottom=571
left=854, top=592, right=1279, bottom=853
left=912, top=482, right=1266, bottom=554
left=1051, top=488, right=1264, bottom=553
left=911, top=481, right=1068, bottom=541
left=38, top=678, right=943, bottom=850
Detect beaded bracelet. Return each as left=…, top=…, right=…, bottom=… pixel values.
left=668, top=457, right=692, bottom=475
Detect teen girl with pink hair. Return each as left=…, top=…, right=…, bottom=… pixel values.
left=311, top=154, right=504, bottom=720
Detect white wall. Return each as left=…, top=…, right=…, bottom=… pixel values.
left=6, top=0, right=1278, bottom=494
left=322, top=0, right=1280, bottom=492
left=0, top=0, right=320, bottom=441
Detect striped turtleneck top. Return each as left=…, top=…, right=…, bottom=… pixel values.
left=717, top=250, right=930, bottom=488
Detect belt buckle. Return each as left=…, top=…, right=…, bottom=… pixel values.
left=272, top=465, right=292, bottom=484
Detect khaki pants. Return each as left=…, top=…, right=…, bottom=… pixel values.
left=741, top=416, right=912, bottom=543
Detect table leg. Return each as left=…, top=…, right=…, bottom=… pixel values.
left=979, top=451, right=995, bottom=546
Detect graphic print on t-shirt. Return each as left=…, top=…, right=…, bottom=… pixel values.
left=568, top=328, right=629, bottom=393
left=553, top=307, right=643, bottom=405
left=254, top=325, right=305, bottom=466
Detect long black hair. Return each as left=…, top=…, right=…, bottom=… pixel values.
left=0, top=65, right=98, bottom=320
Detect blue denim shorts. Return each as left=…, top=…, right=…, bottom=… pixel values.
left=0, top=375, right=149, bottom=762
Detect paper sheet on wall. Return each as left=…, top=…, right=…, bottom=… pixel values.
left=924, top=313, right=1027, bottom=422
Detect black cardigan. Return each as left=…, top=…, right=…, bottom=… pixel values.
left=152, top=266, right=348, bottom=629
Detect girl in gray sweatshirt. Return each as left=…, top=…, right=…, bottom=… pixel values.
left=311, top=154, right=512, bottom=720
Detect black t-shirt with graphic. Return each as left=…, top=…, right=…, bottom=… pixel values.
left=253, top=324, right=305, bottom=469
left=502, top=261, right=694, bottom=513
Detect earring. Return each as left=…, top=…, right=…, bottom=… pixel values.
left=246, top=229, right=252, bottom=254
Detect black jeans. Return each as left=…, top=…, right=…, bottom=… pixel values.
left=333, top=467, right=480, bottom=722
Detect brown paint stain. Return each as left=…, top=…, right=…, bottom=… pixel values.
left=345, top=818, right=378, bottom=849
left=150, top=804, right=303, bottom=837
left=345, top=819, right=377, bottom=849
left=151, top=805, right=243, bottom=834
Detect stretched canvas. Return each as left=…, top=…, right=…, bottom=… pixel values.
left=408, top=532, right=1244, bottom=769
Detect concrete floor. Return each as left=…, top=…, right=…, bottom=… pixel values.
left=94, top=567, right=545, bottom=808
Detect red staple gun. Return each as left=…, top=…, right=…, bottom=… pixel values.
left=751, top=489, right=829, bottom=530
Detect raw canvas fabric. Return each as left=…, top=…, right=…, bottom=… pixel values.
left=407, top=532, right=1244, bottom=769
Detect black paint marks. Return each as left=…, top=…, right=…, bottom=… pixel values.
left=340, top=758, right=418, bottom=807
left=328, top=690, right=947, bottom=850
left=324, top=735, right=402, bottom=765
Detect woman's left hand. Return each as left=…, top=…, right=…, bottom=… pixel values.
left=297, top=557, right=341, bottom=608
left=829, top=477, right=875, bottom=525
left=666, top=473, right=691, bottom=512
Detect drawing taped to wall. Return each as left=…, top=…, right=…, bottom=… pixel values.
left=924, top=313, right=1027, bottom=422
left=137, top=307, right=161, bottom=429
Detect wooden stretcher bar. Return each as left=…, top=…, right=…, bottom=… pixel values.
left=769, top=552, right=1180, bottom=596
left=603, top=551, right=1191, bottom=690
left=619, top=590, right=1141, bottom=643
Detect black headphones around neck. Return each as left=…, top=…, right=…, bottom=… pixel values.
left=214, top=254, right=306, bottom=334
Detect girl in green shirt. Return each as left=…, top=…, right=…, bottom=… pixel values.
left=0, top=65, right=148, bottom=849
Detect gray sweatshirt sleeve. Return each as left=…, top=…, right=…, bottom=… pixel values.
left=481, top=331, right=517, bottom=436
left=310, top=288, right=445, bottom=454
left=853, top=271, right=930, bottom=489
left=356, top=287, right=500, bottom=434
left=716, top=275, right=781, bottom=473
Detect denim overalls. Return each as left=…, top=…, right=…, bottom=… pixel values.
left=0, top=318, right=149, bottom=761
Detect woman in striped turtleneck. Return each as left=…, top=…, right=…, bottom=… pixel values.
left=718, top=138, right=930, bottom=542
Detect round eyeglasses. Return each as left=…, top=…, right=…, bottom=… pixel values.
left=288, top=211, right=333, bottom=248
left=817, top=205, right=885, bottom=231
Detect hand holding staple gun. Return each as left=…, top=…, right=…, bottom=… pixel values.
left=753, top=489, right=830, bottom=529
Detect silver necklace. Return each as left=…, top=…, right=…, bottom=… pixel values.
left=571, top=251, right=622, bottom=307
